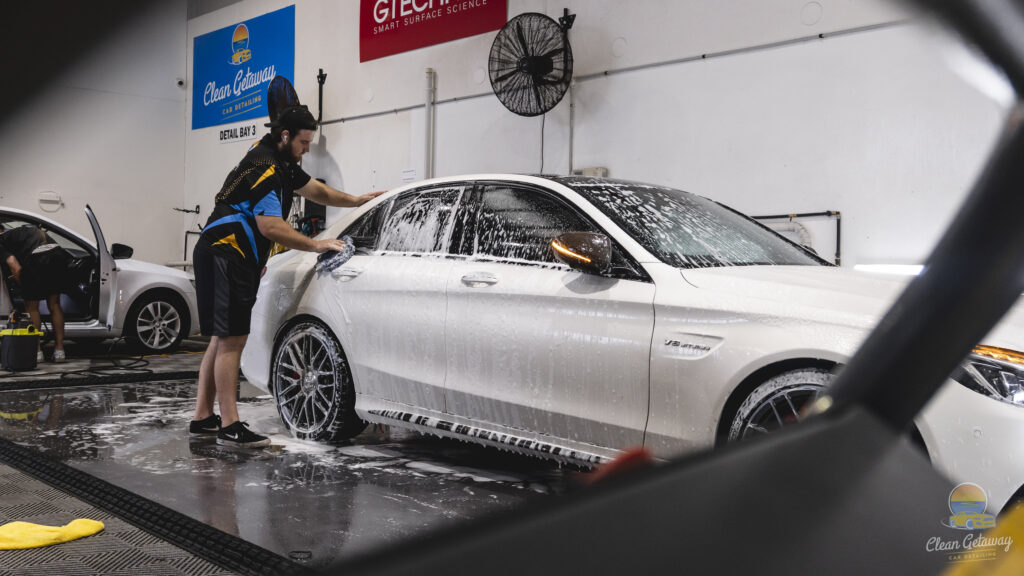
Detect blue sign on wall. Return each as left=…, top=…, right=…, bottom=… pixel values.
left=192, top=5, right=295, bottom=130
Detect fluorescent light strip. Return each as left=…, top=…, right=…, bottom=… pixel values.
left=853, top=264, right=924, bottom=276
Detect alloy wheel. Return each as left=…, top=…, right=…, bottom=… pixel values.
left=135, top=300, right=181, bottom=351
left=274, top=326, right=339, bottom=434
left=735, top=384, right=824, bottom=440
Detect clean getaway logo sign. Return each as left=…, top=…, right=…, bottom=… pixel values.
left=192, top=5, right=295, bottom=130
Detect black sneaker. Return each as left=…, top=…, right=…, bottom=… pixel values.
left=189, top=414, right=221, bottom=436
left=217, top=421, right=271, bottom=448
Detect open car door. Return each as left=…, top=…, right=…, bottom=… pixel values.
left=84, top=205, right=116, bottom=330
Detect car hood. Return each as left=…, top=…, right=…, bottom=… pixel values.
left=681, top=265, right=908, bottom=318
left=116, top=258, right=191, bottom=280
left=680, top=265, right=1024, bottom=350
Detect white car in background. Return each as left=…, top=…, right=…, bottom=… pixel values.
left=241, top=174, right=1024, bottom=512
left=0, top=206, right=199, bottom=353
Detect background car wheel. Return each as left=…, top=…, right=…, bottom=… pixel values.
left=124, top=291, right=187, bottom=354
left=727, top=368, right=832, bottom=441
left=271, top=321, right=366, bottom=441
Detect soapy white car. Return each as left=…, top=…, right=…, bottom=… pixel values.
left=241, top=175, right=1024, bottom=512
left=0, top=206, right=199, bottom=353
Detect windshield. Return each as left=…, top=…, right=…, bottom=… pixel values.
left=555, top=177, right=827, bottom=269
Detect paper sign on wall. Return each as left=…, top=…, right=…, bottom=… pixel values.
left=192, top=5, right=295, bottom=130
left=360, top=0, right=507, bottom=62
left=218, top=121, right=261, bottom=144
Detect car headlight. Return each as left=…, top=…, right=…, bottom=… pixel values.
left=952, top=345, right=1024, bottom=406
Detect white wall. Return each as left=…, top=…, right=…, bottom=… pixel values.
left=571, top=23, right=1010, bottom=266
left=184, top=0, right=1013, bottom=267
left=0, top=2, right=188, bottom=265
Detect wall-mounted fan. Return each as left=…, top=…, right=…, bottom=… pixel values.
left=266, top=75, right=301, bottom=123
left=488, top=11, right=575, bottom=117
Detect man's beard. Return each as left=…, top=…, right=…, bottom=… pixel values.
left=279, top=141, right=302, bottom=163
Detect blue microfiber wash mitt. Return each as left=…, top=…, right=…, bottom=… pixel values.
left=314, top=235, right=356, bottom=274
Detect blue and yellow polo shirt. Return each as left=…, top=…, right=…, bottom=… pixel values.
left=199, top=134, right=311, bottom=269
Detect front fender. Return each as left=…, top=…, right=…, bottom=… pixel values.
left=644, top=310, right=860, bottom=458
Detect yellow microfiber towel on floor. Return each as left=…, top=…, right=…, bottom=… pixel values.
left=0, top=519, right=104, bottom=549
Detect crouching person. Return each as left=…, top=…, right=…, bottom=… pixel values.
left=0, top=224, right=71, bottom=362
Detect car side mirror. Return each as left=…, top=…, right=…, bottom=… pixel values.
left=111, top=243, right=134, bottom=260
left=551, top=232, right=612, bottom=275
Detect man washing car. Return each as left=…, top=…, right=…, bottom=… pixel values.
left=190, top=104, right=383, bottom=447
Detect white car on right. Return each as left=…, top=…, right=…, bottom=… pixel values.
left=241, top=174, right=1024, bottom=513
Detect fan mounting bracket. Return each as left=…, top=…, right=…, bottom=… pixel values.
left=559, top=8, right=576, bottom=31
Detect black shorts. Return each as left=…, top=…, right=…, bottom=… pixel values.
left=20, top=247, right=71, bottom=301
left=192, top=242, right=259, bottom=337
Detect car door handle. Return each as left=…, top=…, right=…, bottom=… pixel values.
left=332, top=267, right=363, bottom=279
left=461, top=272, right=499, bottom=286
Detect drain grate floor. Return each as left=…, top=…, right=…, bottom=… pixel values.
left=0, top=438, right=310, bottom=576
left=0, top=462, right=234, bottom=576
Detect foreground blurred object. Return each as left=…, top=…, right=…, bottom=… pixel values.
left=337, top=408, right=951, bottom=575
left=574, top=447, right=655, bottom=488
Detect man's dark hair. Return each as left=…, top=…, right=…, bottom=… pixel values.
left=268, top=105, right=317, bottom=143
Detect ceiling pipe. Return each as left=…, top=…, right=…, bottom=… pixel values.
left=753, top=210, right=841, bottom=265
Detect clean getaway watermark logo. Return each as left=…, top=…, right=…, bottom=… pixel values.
left=925, top=482, right=1012, bottom=563
left=946, top=482, right=996, bottom=530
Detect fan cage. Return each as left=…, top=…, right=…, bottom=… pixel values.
left=488, top=12, right=574, bottom=117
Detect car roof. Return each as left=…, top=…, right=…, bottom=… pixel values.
left=381, top=174, right=683, bottom=195
left=380, top=173, right=558, bottom=195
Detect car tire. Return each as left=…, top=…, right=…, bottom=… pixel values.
left=271, top=321, right=366, bottom=441
left=124, top=291, right=188, bottom=354
left=727, top=368, right=832, bottom=442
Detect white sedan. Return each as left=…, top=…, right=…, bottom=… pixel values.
left=241, top=174, right=1024, bottom=511
left=0, top=206, right=199, bottom=353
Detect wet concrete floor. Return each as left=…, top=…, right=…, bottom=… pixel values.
left=0, top=380, right=576, bottom=569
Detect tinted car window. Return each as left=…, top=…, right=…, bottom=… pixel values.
left=376, top=186, right=465, bottom=254
left=343, top=203, right=386, bottom=252
left=471, top=186, right=596, bottom=264
left=555, top=177, right=827, bottom=269
left=0, top=217, right=92, bottom=258
left=42, top=227, right=91, bottom=258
